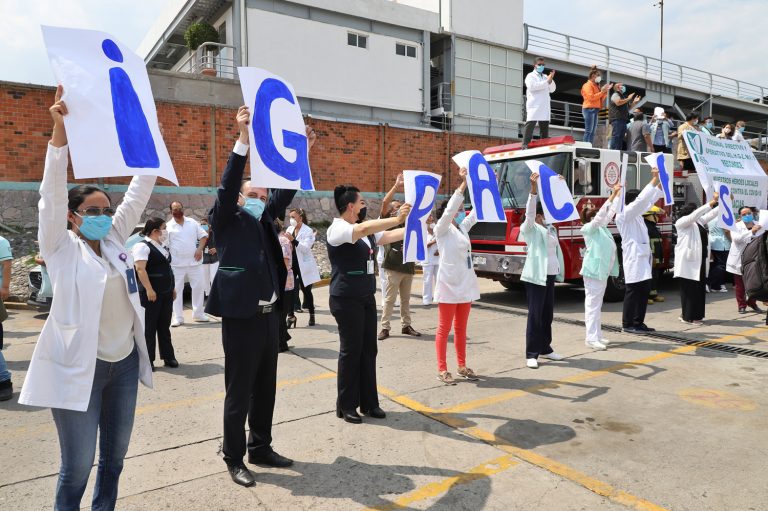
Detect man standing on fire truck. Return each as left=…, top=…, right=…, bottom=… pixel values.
left=615, top=169, right=665, bottom=334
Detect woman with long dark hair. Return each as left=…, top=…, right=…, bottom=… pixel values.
left=326, top=185, right=410, bottom=423
left=133, top=217, right=178, bottom=370
left=19, top=86, right=156, bottom=509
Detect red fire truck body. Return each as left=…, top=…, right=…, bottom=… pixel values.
left=467, top=136, right=676, bottom=301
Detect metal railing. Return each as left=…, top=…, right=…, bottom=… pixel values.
left=430, top=82, right=452, bottom=114
left=175, top=42, right=237, bottom=79
left=524, top=24, right=767, bottom=104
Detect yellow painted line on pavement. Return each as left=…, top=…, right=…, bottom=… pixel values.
left=363, top=454, right=518, bottom=511
left=377, top=384, right=669, bottom=511
left=439, top=326, right=768, bottom=415
left=6, top=371, right=336, bottom=440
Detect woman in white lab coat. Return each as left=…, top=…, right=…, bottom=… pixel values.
left=726, top=207, right=765, bottom=314
left=287, top=208, right=321, bottom=326
left=433, top=167, right=481, bottom=384
left=673, top=197, right=720, bottom=324
left=19, top=87, right=155, bottom=510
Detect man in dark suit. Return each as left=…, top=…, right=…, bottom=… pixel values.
left=206, top=105, right=317, bottom=487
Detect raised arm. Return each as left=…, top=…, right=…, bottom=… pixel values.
left=521, top=172, right=539, bottom=233
left=676, top=194, right=718, bottom=229
left=435, top=167, right=468, bottom=237
left=210, top=106, right=250, bottom=232
left=111, top=175, right=156, bottom=243
left=352, top=204, right=411, bottom=242
left=379, top=173, right=403, bottom=218
left=624, top=169, right=662, bottom=220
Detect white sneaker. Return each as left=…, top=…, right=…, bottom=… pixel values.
left=526, top=358, right=539, bottom=369
left=541, top=352, right=564, bottom=361
left=600, top=338, right=611, bottom=345
left=193, top=316, right=210, bottom=323
left=585, top=340, right=607, bottom=351
left=678, top=316, right=695, bottom=325
left=705, top=285, right=711, bottom=293
left=718, top=287, right=728, bottom=293
left=171, top=318, right=184, bottom=327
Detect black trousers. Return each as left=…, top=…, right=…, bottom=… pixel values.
left=680, top=263, right=707, bottom=321
left=524, top=276, right=555, bottom=359
left=143, top=291, right=175, bottom=362
left=221, top=311, right=279, bottom=464
left=280, top=288, right=294, bottom=348
left=623, top=279, right=652, bottom=328
left=649, top=267, right=662, bottom=295
left=708, top=250, right=729, bottom=290
left=523, top=120, right=549, bottom=147
left=653, top=144, right=670, bottom=154
left=293, top=277, right=315, bottom=313
left=329, top=294, right=378, bottom=411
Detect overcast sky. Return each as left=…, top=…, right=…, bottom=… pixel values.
left=1, top=0, right=765, bottom=87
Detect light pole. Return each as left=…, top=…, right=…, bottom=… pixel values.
left=654, top=0, right=664, bottom=81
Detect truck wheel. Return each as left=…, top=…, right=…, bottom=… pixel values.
left=500, top=280, right=522, bottom=291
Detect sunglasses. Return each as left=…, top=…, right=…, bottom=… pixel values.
left=74, top=207, right=116, bottom=217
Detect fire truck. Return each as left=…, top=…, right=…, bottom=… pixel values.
left=467, top=136, right=676, bottom=301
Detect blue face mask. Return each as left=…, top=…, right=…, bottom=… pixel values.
left=742, top=214, right=753, bottom=224
left=536, top=64, right=545, bottom=74
left=77, top=215, right=113, bottom=241
left=620, top=85, right=627, bottom=94
left=706, top=121, right=714, bottom=129
left=455, top=211, right=466, bottom=225
left=738, top=126, right=746, bottom=133
left=201, top=225, right=209, bottom=232
left=242, top=198, right=266, bottom=220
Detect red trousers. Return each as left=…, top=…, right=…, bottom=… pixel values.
left=435, top=302, right=472, bottom=372
left=733, top=274, right=757, bottom=309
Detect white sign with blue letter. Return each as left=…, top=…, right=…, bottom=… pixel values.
left=525, top=160, right=579, bottom=224
left=715, top=181, right=736, bottom=231
left=403, top=170, right=442, bottom=263
left=452, top=150, right=505, bottom=223
left=41, top=26, right=178, bottom=185
left=238, top=67, right=314, bottom=190
left=644, top=153, right=673, bottom=206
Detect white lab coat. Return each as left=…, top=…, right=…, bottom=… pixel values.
left=673, top=204, right=719, bottom=281
left=726, top=221, right=764, bottom=275
left=19, top=144, right=155, bottom=412
left=524, top=70, right=556, bottom=122
left=615, top=183, right=665, bottom=284
left=287, top=223, right=320, bottom=285
left=434, top=190, right=481, bottom=304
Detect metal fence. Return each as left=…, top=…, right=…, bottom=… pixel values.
left=175, top=42, right=237, bottom=79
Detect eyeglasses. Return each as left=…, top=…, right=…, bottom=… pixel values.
left=75, top=207, right=116, bottom=217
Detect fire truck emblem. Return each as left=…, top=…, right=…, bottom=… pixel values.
left=604, top=162, right=620, bottom=187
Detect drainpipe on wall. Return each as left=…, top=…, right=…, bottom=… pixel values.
left=380, top=123, right=386, bottom=192
left=210, top=106, right=217, bottom=189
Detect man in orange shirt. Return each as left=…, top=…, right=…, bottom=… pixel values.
left=581, top=66, right=611, bottom=144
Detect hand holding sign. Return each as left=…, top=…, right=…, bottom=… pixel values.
left=644, top=153, right=673, bottom=206
left=238, top=67, right=314, bottom=190
left=525, top=160, right=579, bottom=224
left=403, top=170, right=441, bottom=262
left=452, top=150, right=504, bottom=223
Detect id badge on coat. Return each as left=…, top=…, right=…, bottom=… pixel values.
left=367, top=260, right=375, bottom=274
left=126, top=268, right=139, bottom=294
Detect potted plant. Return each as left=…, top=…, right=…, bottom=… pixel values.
left=184, top=21, right=220, bottom=77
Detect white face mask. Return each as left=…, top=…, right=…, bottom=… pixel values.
left=595, top=75, right=602, bottom=84
left=289, top=217, right=298, bottom=227
left=158, top=230, right=168, bottom=245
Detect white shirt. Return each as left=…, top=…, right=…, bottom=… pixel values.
left=547, top=229, right=560, bottom=275
left=434, top=190, right=481, bottom=304
left=524, top=70, right=556, bottom=122
left=131, top=238, right=170, bottom=262
left=327, top=218, right=383, bottom=247
left=166, top=216, right=207, bottom=266
left=97, top=260, right=136, bottom=362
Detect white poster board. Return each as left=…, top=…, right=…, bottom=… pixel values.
left=683, top=130, right=768, bottom=209
left=619, top=153, right=628, bottom=212
left=644, top=153, right=673, bottom=206
left=238, top=67, right=314, bottom=190
left=452, top=150, right=505, bottom=223
left=403, top=170, right=441, bottom=263
left=525, top=160, right=579, bottom=224
left=41, top=26, right=178, bottom=185
left=713, top=181, right=736, bottom=231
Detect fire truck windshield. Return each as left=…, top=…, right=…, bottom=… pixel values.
left=483, top=152, right=573, bottom=209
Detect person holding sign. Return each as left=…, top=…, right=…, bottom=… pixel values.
left=726, top=207, right=766, bottom=314
left=432, top=167, right=481, bottom=384
left=326, top=186, right=411, bottom=423
left=520, top=172, right=566, bottom=369
left=579, top=184, right=623, bottom=351
left=676, top=111, right=700, bottom=173
left=204, top=106, right=317, bottom=487
left=615, top=170, right=665, bottom=333
left=673, top=196, right=720, bottom=325
left=19, top=86, right=157, bottom=510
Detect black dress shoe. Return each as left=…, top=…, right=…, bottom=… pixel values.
left=248, top=451, right=294, bottom=468
left=227, top=463, right=255, bottom=487
left=637, top=324, right=656, bottom=332
left=164, top=359, right=179, bottom=368
left=336, top=407, right=362, bottom=424
left=360, top=407, right=386, bottom=419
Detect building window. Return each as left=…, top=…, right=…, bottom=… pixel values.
left=348, top=32, right=367, bottom=49
left=396, top=43, right=417, bottom=58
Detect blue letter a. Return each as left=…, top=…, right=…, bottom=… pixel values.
left=468, top=153, right=504, bottom=221
left=405, top=174, right=440, bottom=261
left=253, top=78, right=312, bottom=190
